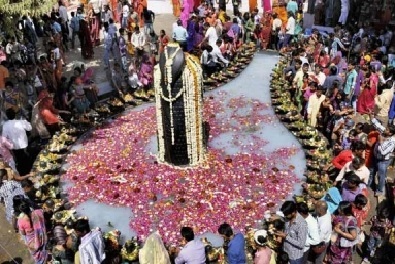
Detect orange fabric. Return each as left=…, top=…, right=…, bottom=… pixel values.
left=172, top=0, right=181, bottom=17
left=332, top=149, right=353, bottom=170
left=272, top=6, right=287, bottom=24
left=0, top=65, right=10, bottom=89
left=39, top=98, right=59, bottom=125
left=249, top=0, right=257, bottom=13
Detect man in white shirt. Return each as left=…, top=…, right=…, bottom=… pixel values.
left=309, top=64, right=326, bottom=86
left=131, top=26, right=146, bottom=58
left=211, top=39, right=229, bottom=67
left=202, top=22, right=218, bottom=48
left=2, top=108, right=32, bottom=175
left=122, top=1, right=130, bottom=29
left=285, top=12, right=296, bottom=46
left=172, top=20, right=188, bottom=51
left=313, top=200, right=332, bottom=263
left=335, top=157, right=370, bottom=185
left=75, top=219, right=106, bottom=264
left=174, top=227, right=206, bottom=264
left=297, top=202, right=320, bottom=263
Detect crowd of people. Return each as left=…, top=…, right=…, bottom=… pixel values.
left=1, top=0, right=395, bottom=263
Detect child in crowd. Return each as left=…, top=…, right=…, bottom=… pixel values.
left=363, top=207, right=393, bottom=262
left=253, top=229, right=275, bottom=264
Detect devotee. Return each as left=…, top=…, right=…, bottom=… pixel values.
left=218, top=223, right=246, bottom=264
left=284, top=12, right=295, bottom=47
left=201, top=22, right=218, bottom=48
left=374, top=80, right=394, bottom=127
left=142, top=7, right=155, bottom=35
left=2, top=108, right=32, bottom=176
left=307, top=87, right=325, bottom=127
left=121, top=0, right=130, bottom=29
left=0, top=161, right=26, bottom=222
left=211, top=39, right=229, bottom=68
left=327, top=201, right=358, bottom=264
left=172, top=20, right=188, bottom=51
left=312, top=200, right=332, bottom=264
left=371, top=123, right=395, bottom=196
left=74, top=218, right=106, bottom=263
left=341, top=172, right=367, bottom=202
left=277, top=201, right=307, bottom=264
left=131, top=26, right=146, bottom=61
left=70, top=11, right=81, bottom=50
left=351, top=193, right=369, bottom=232
left=118, top=28, right=128, bottom=72
left=243, top=12, right=254, bottom=44
left=271, top=13, right=282, bottom=50
left=159, top=29, right=170, bottom=54
left=139, top=231, right=171, bottom=264
left=334, top=156, right=370, bottom=185
left=173, top=227, right=206, bottom=264
left=16, top=198, right=48, bottom=264
left=253, top=229, right=275, bottom=264
left=296, top=202, right=320, bottom=263
left=363, top=207, right=393, bottom=263
left=286, top=0, right=298, bottom=16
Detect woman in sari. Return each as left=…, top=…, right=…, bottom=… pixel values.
left=137, top=55, right=154, bottom=97
left=139, top=231, right=171, bottom=264
left=357, top=66, right=377, bottom=114
left=187, top=15, right=197, bottom=52
left=37, top=55, right=56, bottom=93
left=136, top=0, right=147, bottom=28
left=327, top=201, right=358, bottom=264
left=172, top=0, right=181, bottom=17
left=260, top=11, right=272, bottom=50
left=79, top=17, right=94, bottom=59
left=17, top=199, right=48, bottom=264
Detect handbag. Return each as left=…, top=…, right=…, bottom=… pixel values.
left=311, top=241, right=326, bottom=254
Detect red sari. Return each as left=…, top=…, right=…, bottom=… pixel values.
left=357, top=73, right=377, bottom=114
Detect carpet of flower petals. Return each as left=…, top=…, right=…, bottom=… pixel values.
left=63, top=91, right=300, bottom=243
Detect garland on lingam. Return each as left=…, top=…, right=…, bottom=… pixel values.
left=154, top=44, right=205, bottom=166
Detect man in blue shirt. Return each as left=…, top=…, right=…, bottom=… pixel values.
left=343, top=61, right=358, bottom=102
left=218, top=223, right=246, bottom=264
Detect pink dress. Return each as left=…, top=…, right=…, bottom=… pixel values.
left=254, top=247, right=273, bottom=264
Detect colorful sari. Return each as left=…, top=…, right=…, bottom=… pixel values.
left=18, top=209, right=48, bottom=264
left=260, top=12, right=272, bottom=49
left=138, top=61, right=154, bottom=87
left=328, top=215, right=357, bottom=264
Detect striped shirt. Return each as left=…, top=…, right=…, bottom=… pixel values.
left=0, top=180, right=25, bottom=222
left=283, top=213, right=308, bottom=260
left=374, top=136, right=395, bottom=161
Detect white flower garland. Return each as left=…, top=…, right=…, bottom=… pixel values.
left=155, top=44, right=206, bottom=166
